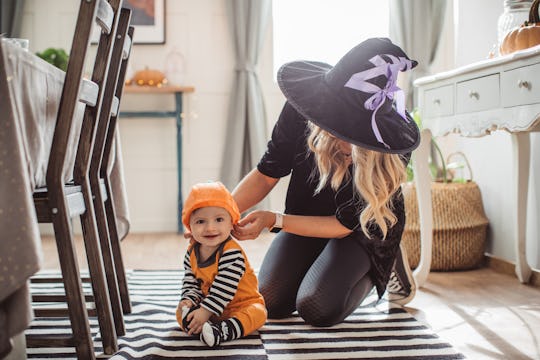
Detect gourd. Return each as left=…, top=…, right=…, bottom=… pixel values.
left=132, top=67, right=167, bottom=86
left=500, top=0, right=540, bottom=55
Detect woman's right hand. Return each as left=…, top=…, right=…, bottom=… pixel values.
left=233, top=210, right=275, bottom=240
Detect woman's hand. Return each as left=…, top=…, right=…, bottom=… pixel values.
left=233, top=210, right=275, bottom=240
left=185, top=307, right=213, bottom=335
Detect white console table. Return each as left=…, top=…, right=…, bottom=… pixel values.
left=413, top=45, right=540, bottom=287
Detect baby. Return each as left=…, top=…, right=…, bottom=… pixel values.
left=176, top=181, right=267, bottom=347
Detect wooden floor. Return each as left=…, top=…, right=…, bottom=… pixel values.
left=40, top=232, right=540, bottom=360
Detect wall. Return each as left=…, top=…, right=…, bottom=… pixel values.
left=452, top=0, right=540, bottom=268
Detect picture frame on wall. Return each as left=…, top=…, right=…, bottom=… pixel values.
left=124, top=0, right=166, bottom=44
left=92, top=0, right=166, bottom=44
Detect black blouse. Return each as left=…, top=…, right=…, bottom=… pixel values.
left=257, top=101, right=410, bottom=298
left=257, top=102, right=363, bottom=230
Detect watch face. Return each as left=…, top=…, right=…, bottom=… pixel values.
left=270, top=227, right=282, bottom=233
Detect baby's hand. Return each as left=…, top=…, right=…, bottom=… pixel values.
left=179, top=299, right=193, bottom=309
left=186, top=307, right=213, bottom=335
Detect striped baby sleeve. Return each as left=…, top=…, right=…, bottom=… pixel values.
left=181, top=251, right=203, bottom=304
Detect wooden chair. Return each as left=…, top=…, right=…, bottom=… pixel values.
left=89, top=12, right=135, bottom=319
left=28, top=0, right=124, bottom=358
left=71, top=6, right=134, bottom=339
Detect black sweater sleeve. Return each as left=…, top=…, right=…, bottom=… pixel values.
left=257, top=102, right=307, bottom=179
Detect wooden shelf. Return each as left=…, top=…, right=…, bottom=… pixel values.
left=123, top=84, right=195, bottom=94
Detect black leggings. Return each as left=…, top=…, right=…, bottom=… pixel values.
left=258, top=232, right=373, bottom=327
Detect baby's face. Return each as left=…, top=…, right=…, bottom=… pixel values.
left=189, top=206, right=233, bottom=247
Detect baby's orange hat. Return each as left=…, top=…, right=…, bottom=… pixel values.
left=182, top=181, right=240, bottom=230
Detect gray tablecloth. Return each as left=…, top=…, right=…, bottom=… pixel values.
left=0, top=38, right=130, bottom=355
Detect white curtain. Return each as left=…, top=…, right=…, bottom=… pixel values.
left=221, top=0, right=271, bottom=191
left=389, top=0, right=448, bottom=109
left=0, top=0, right=26, bottom=37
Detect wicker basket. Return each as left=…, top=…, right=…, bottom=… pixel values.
left=401, top=180, right=489, bottom=271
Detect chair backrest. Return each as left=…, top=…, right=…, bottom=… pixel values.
left=90, top=8, right=133, bottom=178
left=74, top=0, right=126, bottom=185
left=45, top=0, right=122, bottom=187
left=101, top=24, right=135, bottom=176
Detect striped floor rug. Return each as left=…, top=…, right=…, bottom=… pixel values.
left=27, top=270, right=465, bottom=359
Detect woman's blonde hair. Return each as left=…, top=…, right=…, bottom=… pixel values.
left=307, top=124, right=406, bottom=239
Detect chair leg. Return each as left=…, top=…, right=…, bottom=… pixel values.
left=88, top=178, right=125, bottom=336
left=104, top=177, right=131, bottom=314
left=51, top=199, right=95, bottom=360
left=79, top=181, right=119, bottom=354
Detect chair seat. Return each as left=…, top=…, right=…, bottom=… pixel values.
left=33, top=184, right=85, bottom=222
left=33, top=183, right=82, bottom=197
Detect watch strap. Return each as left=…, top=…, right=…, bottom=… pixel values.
left=269, top=212, right=283, bottom=233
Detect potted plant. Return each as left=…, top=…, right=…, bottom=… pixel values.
left=36, top=48, right=69, bottom=71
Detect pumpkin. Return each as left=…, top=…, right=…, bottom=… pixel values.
left=500, top=0, right=540, bottom=55
left=132, top=67, right=168, bottom=86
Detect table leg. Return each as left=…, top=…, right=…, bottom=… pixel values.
left=512, top=132, right=532, bottom=283
left=412, top=129, right=433, bottom=288
left=175, top=92, right=183, bottom=233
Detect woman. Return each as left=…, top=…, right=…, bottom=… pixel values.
left=232, top=38, right=420, bottom=326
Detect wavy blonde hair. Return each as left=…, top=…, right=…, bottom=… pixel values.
left=307, top=124, right=406, bottom=239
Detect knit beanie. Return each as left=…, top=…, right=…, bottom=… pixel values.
left=182, top=181, right=240, bottom=230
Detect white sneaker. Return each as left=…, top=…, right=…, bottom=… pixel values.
left=200, top=322, right=221, bottom=347
left=387, top=244, right=416, bottom=305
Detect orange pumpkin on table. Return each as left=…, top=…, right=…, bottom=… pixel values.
left=132, top=67, right=168, bottom=86
left=500, top=0, right=540, bottom=55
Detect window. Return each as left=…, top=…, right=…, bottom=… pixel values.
left=272, top=0, right=390, bottom=76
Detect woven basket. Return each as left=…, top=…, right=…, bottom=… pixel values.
left=401, top=179, right=489, bottom=271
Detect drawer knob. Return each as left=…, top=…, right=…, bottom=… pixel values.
left=468, top=90, right=479, bottom=99
left=433, top=99, right=441, bottom=105
left=518, top=80, right=531, bottom=90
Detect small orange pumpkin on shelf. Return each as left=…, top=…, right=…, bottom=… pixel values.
left=500, top=0, right=540, bottom=55
left=132, top=66, right=168, bottom=86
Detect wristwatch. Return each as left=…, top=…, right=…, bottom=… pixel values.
left=269, top=212, right=284, bottom=233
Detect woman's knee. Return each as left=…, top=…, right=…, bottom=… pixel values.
left=260, top=281, right=296, bottom=318
left=296, top=275, right=374, bottom=327
left=296, top=293, right=344, bottom=327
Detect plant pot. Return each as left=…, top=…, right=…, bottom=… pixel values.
left=401, top=181, right=489, bottom=271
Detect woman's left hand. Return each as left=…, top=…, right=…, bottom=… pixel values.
left=233, top=210, right=275, bottom=240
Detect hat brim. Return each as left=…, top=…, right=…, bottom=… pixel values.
left=277, top=61, right=420, bottom=154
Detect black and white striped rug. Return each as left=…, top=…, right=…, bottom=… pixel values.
left=27, top=270, right=465, bottom=359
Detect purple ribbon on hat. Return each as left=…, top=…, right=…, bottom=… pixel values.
left=344, top=54, right=415, bottom=149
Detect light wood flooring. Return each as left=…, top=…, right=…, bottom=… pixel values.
left=40, top=232, right=540, bottom=360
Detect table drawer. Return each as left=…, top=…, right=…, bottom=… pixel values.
left=456, top=74, right=500, bottom=113
left=424, top=85, right=454, bottom=117
left=501, top=62, right=540, bottom=107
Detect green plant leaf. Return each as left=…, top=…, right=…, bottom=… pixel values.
left=35, top=47, right=69, bottom=71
